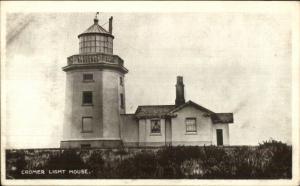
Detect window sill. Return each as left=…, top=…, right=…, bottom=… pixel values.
left=82, top=80, right=95, bottom=83
left=82, top=104, right=94, bottom=106
left=150, top=133, right=161, bottom=136
left=185, top=132, right=197, bottom=135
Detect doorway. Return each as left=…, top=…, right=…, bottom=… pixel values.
left=216, top=129, right=223, bottom=146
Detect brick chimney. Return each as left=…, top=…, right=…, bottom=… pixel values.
left=109, top=16, right=113, bottom=34
left=175, top=76, right=185, bottom=106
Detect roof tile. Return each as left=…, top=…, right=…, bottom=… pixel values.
left=135, top=105, right=176, bottom=119
left=211, top=113, right=234, bottom=124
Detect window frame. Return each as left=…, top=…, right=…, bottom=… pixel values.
left=81, top=116, right=93, bottom=133
left=120, top=93, right=124, bottom=109
left=150, top=119, right=161, bottom=135
left=82, top=91, right=93, bottom=106
left=83, top=73, right=94, bottom=82
left=120, top=76, right=124, bottom=86
left=185, top=117, right=197, bottom=134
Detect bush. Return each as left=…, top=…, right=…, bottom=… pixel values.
left=44, top=150, right=91, bottom=178
left=117, top=151, right=158, bottom=178
left=200, top=146, right=232, bottom=178
left=258, top=140, right=292, bottom=178
left=85, top=150, right=105, bottom=178
left=6, top=150, right=27, bottom=179
left=230, top=146, right=257, bottom=178
left=5, top=141, right=292, bottom=179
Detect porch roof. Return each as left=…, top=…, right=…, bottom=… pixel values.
left=135, top=105, right=176, bottom=119
left=134, top=101, right=234, bottom=124
left=211, top=113, right=234, bottom=124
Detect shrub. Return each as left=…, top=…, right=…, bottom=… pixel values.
left=5, top=141, right=292, bottom=179
left=156, top=146, right=204, bottom=178
left=6, top=150, right=27, bottom=179
left=231, top=146, right=259, bottom=178
left=117, top=151, right=158, bottom=178
left=258, top=140, right=292, bottom=178
left=85, top=150, right=105, bottom=178
left=200, top=146, right=232, bottom=178
left=44, top=149, right=90, bottom=178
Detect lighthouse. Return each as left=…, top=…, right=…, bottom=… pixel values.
left=61, top=14, right=128, bottom=148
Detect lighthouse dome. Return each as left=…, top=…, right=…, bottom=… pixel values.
left=78, top=17, right=114, bottom=54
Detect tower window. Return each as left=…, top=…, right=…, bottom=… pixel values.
left=82, top=91, right=93, bottom=105
left=186, top=118, right=197, bottom=133
left=83, top=74, right=93, bottom=81
left=120, top=93, right=124, bottom=109
left=120, top=77, right=123, bottom=86
left=82, top=117, right=92, bottom=133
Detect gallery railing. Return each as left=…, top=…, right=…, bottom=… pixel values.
left=67, top=53, right=124, bottom=66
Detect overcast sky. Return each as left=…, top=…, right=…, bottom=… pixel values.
left=4, top=10, right=293, bottom=148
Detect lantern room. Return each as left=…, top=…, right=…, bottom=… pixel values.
left=78, top=17, right=114, bottom=55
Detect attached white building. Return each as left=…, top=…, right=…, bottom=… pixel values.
left=120, top=76, right=233, bottom=147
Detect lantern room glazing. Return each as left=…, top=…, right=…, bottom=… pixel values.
left=79, top=35, right=113, bottom=54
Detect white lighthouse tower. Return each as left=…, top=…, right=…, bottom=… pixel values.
left=61, top=14, right=128, bottom=148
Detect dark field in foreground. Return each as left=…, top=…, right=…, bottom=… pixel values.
left=6, top=140, right=291, bottom=179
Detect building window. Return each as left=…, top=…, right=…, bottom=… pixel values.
left=151, top=119, right=161, bottom=134
left=83, top=74, right=93, bottom=82
left=120, top=93, right=124, bottom=109
left=120, top=77, right=123, bottom=86
left=82, top=91, right=93, bottom=105
left=82, top=117, right=92, bottom=133
left=186, top=118, right=197, bottom=133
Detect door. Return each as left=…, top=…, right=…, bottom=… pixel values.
left=165, top=118, right=172, bottom=146
left=216, top=129, right=223, bottom=146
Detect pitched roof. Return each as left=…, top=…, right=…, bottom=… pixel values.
left=134, top=101, right=234, bottom=124
left=169, top=100, right=214, bottom=114
left=211, top=113, right=234, bottom=124
left=135, top=105, right=176, bottom=119
left=78, top=19, right=113, bottom=38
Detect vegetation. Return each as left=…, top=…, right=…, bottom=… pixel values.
left=6, top=140, right=292, bottom=179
